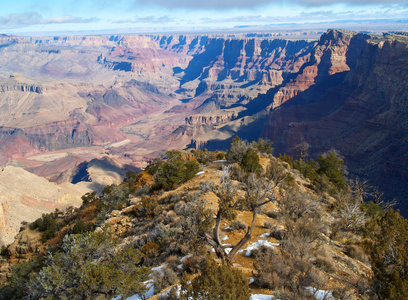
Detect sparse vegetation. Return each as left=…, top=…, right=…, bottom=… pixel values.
left=27, top=229, right=150, bottom=299
left=251, top=138, right=274, bottom=155
left=1, top=143, right=408, bottom=300
left=280, top=148, right=347, bottom=195
left=179, top=258, right=250, bottom=300
left=370, top=208, right=408, bottom=299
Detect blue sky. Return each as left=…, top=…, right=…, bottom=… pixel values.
left=1, top=0, right=407, bottom=34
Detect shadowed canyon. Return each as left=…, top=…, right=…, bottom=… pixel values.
left=1, top=29, right=408, bottom=245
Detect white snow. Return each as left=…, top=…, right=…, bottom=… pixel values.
left=239, top=240, right=279, bottom=256
left=196, top=171, right=206, bottom=175
left=260, top=233, right=270, bottom=238
left=249, top=277, right=255, bottom=284
left=250, top=294, right=274, bottom=300
left=151, top=264, right=166, bottom=273
left=213, top=160, right=227, bottom=163
left=306, top=287, right=335, bottom=300
left=222, top=235, right=229, bottom=240
left=211, top=245, right=233, bottom=254
left=180, top=254, right=192, bottom=262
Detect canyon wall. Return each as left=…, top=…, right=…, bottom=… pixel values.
left=261, top=30, right=408, bottom=212
left=1, top=30, right=408, bottom=216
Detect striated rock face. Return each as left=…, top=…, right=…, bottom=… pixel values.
left=261, top=30, right=408, bottom=213
left=150, top=34, right=209, bottom=55
left=98, top=35, right=191, bottom=79
left=270, top=29, right=371, bottom=108
left=168, top=37, right=317, bottom=144
left=0, top=72, right=171, bottom=159
left=185, top=111, right=238, bottom=126
left=0, top=82, right=44, bottom=93
left=181, top=37, right=315, bottom=84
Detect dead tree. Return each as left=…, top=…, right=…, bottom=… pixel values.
left=201, top=167, right=282, bottom=265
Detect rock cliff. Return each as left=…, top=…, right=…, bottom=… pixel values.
left=261, top=30, right=408, bottom=213
left=182, top=38, right=315, bottom=82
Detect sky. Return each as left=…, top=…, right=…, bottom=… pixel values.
left=0, top=0, right=407, bottom=35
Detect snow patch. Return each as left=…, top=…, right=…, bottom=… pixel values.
left=196, top=171, right=206, bottom=175
left=260, top=233, right=270, bottom=238
left=306, top=287, right=335, bottom=300
left=240, top=240, right=279, bottom=256
left=250, top=294, right=274, bottom=300
left=180, top=254, right=192, bottom=262
left=151, top=264, right=166, bottom=273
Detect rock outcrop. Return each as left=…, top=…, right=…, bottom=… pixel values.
left=185, top=110, right=238, bottom=126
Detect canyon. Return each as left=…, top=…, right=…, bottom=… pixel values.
left=0, top=29, right=408, bottom=245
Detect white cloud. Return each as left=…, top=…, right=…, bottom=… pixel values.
left=0, top=12, right=98, bottom=29
left=130, top=0, right=408, bottom=10
left=112, top=15, right=175, bottom=24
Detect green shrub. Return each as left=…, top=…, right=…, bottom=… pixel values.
left=240, top=148, right=262, bottom=173
left=146, top=158, right=163, bottom=175
left=81, top=191, right=98, bottom=206
left=184, top=160, right=200, bottom=181
left=180, top=258, right=250, bottom=300
left=251, top=138, right=274, bottom=155
left=216, top=152, right=225, bottom=160
left=292, top=158, right=318, bottom=182
left=0, top=254, right=44, bottom=299
left=72, top=220, right=94, bottom=234
left=370, top=209, right=408, bottom=299
left=279, top=153, right=293, bottom=165
left=0, top=245, right=7, bottom=257
left=30, top=212, right=61, bottom=242
left=153, top=151, right=199, bottom=191
left=27, top=230, right=150, bottom=299
left=226, top=136, right=248, bottom=164
left=317, top=151, right=346, bottom=191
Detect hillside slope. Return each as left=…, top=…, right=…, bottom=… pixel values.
left=1, top=147, right=405, bottom=299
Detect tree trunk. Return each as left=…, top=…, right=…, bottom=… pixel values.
left=226, top=212, right=257, bottom=263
